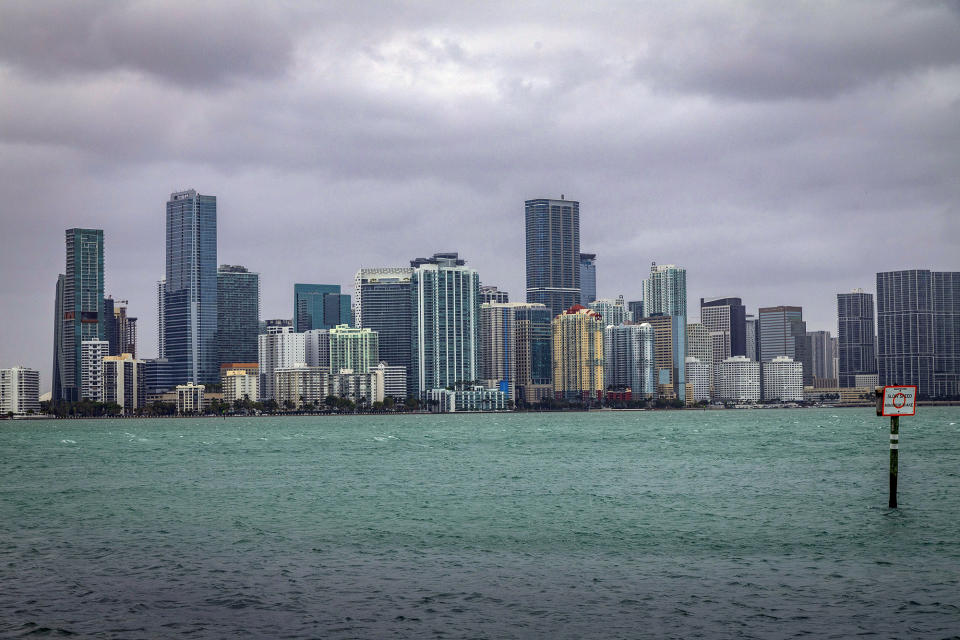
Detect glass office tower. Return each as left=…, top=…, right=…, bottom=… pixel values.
left=836, top=289, right=876, bottom=388
left=355, top=268, right=413, bottom=383
left=217, top=265, right=260, bottom=366
left=165, top=190, right=218, bottom=385
left=525, top=197, right=580, bottom=318
left=294, top=284, right=351, bottom=332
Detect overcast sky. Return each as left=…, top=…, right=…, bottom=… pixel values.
left=1, top=0, right=958, bottom=392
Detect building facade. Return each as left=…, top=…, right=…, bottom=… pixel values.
left=374, top=362, right=407, bottom=401
left=480, top=285, right=509, bottom=304
left=638, top=314, right=686, bottom=401
left=355, top=268, right=414, bottom=385
left=552, top=305, right=604, bottom=401
left=176, top=383, right=205, bottom=414
left=0, top=367, right=40, bottom=415
left=217, top=265, right=260, bottom=367
left=479, top=302, right=552, bottom=403
left=102, top=353, right=145, bottom=414
left=80, top=339, right=109, bottom=402
left=744, top=314, right=758, bottom=361
left=579, top=253, right=597, bottom=305
left=700, top=297, right=747, bottom=362
left=837, top=289, right=877, bottom=388
left=304, top=329, right=331, bottom=369
left=294, top=283, right=351, bottom=333
left=715, top=356, right=761, bottom=403
left=329, top=324, right=379, bottom=374
left=603, top=323, right=655, bottom=397
left=525, top=197, right=580, bottom=317
left=165, top=190, right=218, bottom=385
left=684, top=357, right=711, bottom=403
left=807, top=330, right=834, bottom=381
left=257, top=327, right=306, bottom=401
left=221, top=364, right=259, bottom=404
left=588, top=296, right=632, bottom=327
left=761, top=356, right=804, bottom=402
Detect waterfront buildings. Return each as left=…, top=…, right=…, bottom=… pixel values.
left=274, top=364, right=384, bottom=408
left=329, top=324, right=379, bottom=374
left=761, top=356, right=804, bottom=402
left=603, top=323, right=655, bottom=398
left=425, top=386, right=508, bottom=412
left=304, top=329, right=331, bottom=369
left=837, top=289, right=877, bottom=388
left=217, top=265, right=260, bottom=366
left=410, top=253, right=480, bottom=396
left=164, top=190, right=218, bottom=385
left=876, top=270, right=960, bottom=397
left=355, top=268, right=413, bottom=384
left=480, top=285, right=509, bottom=304
left=102, top=353, right=145, bottom=414
left=478, top=302, right=552, bottom=404
left=220, top=363, right=259, bottom=404
left=637, top=314, right=686, bottom=401
left=294, top=284, right=351, bottom=332
left=552, top=305, right=604, bottom=401
left=643, top=264, right=687, bottom=401
left=0, top=366, right=40, bottom=415
left=525, top=197, right=580, bottom=317
left=176, top=383, right=205, bottom=414
left=104, top=297, right=137, bottom=358
left=588, top=297, right=632, bottom=326
left=53, top=228, right=105, bottom=401
left=807, top=330, right=835, bottom=381
left=80, top=339, right=109, bottom=402
left=579, top=253, right=597, bottom=305
left=715, top=356, right=761, bottom=403
left=374, top=362, right=407, bottom=401
left=744, top=314, right=758, bottom=361
left=257, top=327, right=306, bottom=401
left=686, top=322, right=714, bottom=395
left=156, top=279, right=165, bottom=357
left=141, top=358, right=175, bottom=396
left=684, top=357, right=711, bottom=403
left=758, top=305, right=811, bottom=384
left=700, top=297, right=746, bottom=363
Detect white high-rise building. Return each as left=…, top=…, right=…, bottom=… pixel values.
left=257, top=327, right=306, bottom=400
left=374, top=362, right=407, bottom=401
left=761, top=356, right=804, bottom=401
left=715, top=356, right=761, bottom=403
left=686, top=322, right=714, bottom=393
left=603, top=323, right=655, bottom=397
left=222, top=367, right=259, bottom=404
left=588, top=297, right=633, bottom=327
left=0, top=366, right=40, bottom=415
left=103, top=353, right=144, bottom=414
left=81, top=339, right=109, bottom=402
left=304, top=329, right=331, bottom=369
left=684, top=357, right=711, bottom=403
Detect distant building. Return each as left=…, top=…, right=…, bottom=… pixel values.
left=854, top=374, right=879, bottom=389
left=479, top=302, right=552, bottom=402
left=141, top=358, right=175, bottom=396
left=260, top=319, right=293, bottom=335
left=329, top=324, right=379, bottom=374
left=552, top=305, right=604, bottom=402
left=758, top=306, right=811, bottom=385
left=480, top=285, right=510, bottom=304
left=744, top=314, right=758, bottom=361
left=294, top=284, right=351, bottom=332
left=604, top=323, right=655, bottom=398
left=579, top=253, right=597, bottom=305
left=257, top=327, right=306, bottom=401
left=761, top=356, right=803, bottom=402
left=217, top=265, right=260, bottom=366
left=355, top=267, right=414, bottom=387
left=700, top=297, right=747, bottom=364
left=176, top=383, right=205, bottom=414
left=627, top=300, right=643, bottom=320
left=275, top=365, right=384, bottom=408
left=877, top=270, right=960, bottom=397
left=588, top=296, right=632, bottom=326
left=156, top=279, right=166, bottom=358
left=637, top=314, right=686, bottom=401
left=410, top=253, right=480, bottom=396
left=102, top=353, right=145, bottom=414
left=715, top=356, right=761, bottom=403
left=644, top=264, right=687, bottom=401
left=80, top=340, right=109, bottom=402
left=304, top=329, right=331, bottom=369
left=684, top=357, right=711, bottom=403
left=525, top=197, right=581, bottom=317
left=221, top=364, right=259, bottom=404
left=837, top=289, right=877, bottom=389
left=686, top=322, right=713, bottom=394
left=1, top=366, right=40, bottom=415
left=374, top=362, right=407, bottom=401
left=104, top=297, right=137, bottom=357
left=425, top=386, right=508, bottom=412
left=807, top=330, right=834, bottom=380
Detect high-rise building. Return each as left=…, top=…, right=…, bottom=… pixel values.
left=761, top=356, right=804, bottom=402
left=744, top=314, right=758, bottom=361
left=156, top=279, right=166, bottom=358
left=52, top=275, right=66, bottom=401
left=480, top=285, right=510, bottom=304
left=715, top=356, right=761, bottom=403
left=837, top=289, right=877, bottom=388
left=579, top=253, right=597, bottom=305
left=410, top=253, right=480, bottom=395
left=627, top=300, right=644, bottom=320
left=0, top=366, right=40, bottom=415
left=304, top=329, right=331, bottom=369
left=165, top=190, right=218, bottom=385
left=260, top=318, right=293, bottom=334
left=257, top=327, right=306, bottom=401
left=104, top=297, right=137, bottom=358
left=603, top=323, right=655, bottom=397
left=217, top=265, right=260, bottom=367
left=637, top=314, right=686, bottom=401
left=700, top=297, right=747, bottom=363
left=141, top=358, right=175, bottom=396
left=294, top=284, right=351, bottom=332
left=686, top=322, right=714, bottom=393
left=525, top=197, right=580, bottom=317
left=876, top=270, right=960, bottom=398
left=54, top=228, right=105, bottom=401
left=807, top=330, right=834, bottom=381
left=221, top=364, right=259, bottom=404
left=643, top=263, right=687, bottom=319
left=758, top=306, right=803, bottom=361
left=479, top=302, right=552, bottom=403
left=102, top=353, right=145, bottom=414
left=329, top=324, right=379, bottom=374
left=588, top=296, right=633, bottom=327
left=80, top=339, right=109, bottom=402
left=355, top=268, right=413, bottom=387
left=374, top=362, right=408, bottom=401
left=684, top=357, right=711, bottom=403
left=552, top=305, right=604, bottom=402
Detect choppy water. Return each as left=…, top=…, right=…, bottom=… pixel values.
left=1, top=408, right=959, bottom=638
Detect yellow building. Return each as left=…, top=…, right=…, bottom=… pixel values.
left=552, top=305, right=604, bottom=401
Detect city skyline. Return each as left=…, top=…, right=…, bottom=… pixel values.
left=1, top=2, right=959, bottom=390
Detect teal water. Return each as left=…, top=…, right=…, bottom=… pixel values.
left=1, top=408, right=959, bottom=638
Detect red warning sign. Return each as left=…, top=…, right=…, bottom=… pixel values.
left=881, top=386, right=917, bottom=416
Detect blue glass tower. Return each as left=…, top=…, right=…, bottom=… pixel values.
left=294, top=284, right=351, bottom=332
left=164, top=190, right=218, bottom=385
left=525, top=197, right=581, bottom=318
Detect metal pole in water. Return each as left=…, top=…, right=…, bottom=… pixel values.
left=889, top=415, right=899, bottom=508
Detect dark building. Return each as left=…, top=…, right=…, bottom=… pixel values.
left=700, top=297, right=747, bottom=359
left=837, top=289, right=877, bottom=388
left=217, top=265, right=260, bottom=366
left=141, top=358, right=176, bottom=396
left=876, top=270, right=960, bottom=398
left=627, top=300, right=644, bottom=321
left=525, top=197, right=580, bottom=317
left=294, top=283, right=351, bottom=332
left=480, top=285, right=509, bottom=304
left=356, top=268, right=413, bottom=389
left=579, top=253, right=597, bottom=305
left=165, top=190, right=218, bottom=385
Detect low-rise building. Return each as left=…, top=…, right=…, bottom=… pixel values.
left=425, top=386, right=508, bottom=412
left=176, top=383, right=205, bottom=414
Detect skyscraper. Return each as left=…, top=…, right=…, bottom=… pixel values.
left=156, top=279, right=166, bottom=358
left=642, top=263, right=687, bottom=401
left=104, top=297, right=137, bottom=357
left=53, top=228, right=105, bottom=401
left=479, top=302, right=552, bottom=403
left=552, top=305, right=604, bottom=402
left=758, top=306, right=803, bottom=361
left=837, top=289, right=877, bottom=388
left=579, top=253, right=597, bottom=305
left=525, top=197, right=580, bottom=317
left=217, top=265, right=260, bottom=366
left=165, top=190, right=218, bottom=385
left=700, top=297, right=747, bottom=362
left=257, top=327, right=306, bottom=401
left=410, top=253, right=480, bottom=395
left=744, top=314, right=758, bottom=361
left=294, top=284, right=351, bottom=332
left=604, top=323, right=655, bottom=397
left=637, top=314, right=686, bottom=401
left=355, top=267, right=413, bottom=385
left=588, top=297, right=632, bottom=326
left=807, top=330, right=834, bottom=381
left=876, top=270, right=960, bottom=398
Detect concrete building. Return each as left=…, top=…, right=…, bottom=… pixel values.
left=176, top=383, right=205, bottom=414
left=627, top=300, right=643, bottom=320
left=637, top=314, right=686, bottom=401
left=604, top=323, right=655, bottom=398
left=552, top=305, right=604, bottom=402
left=480, top=285, right=509, bottom=304
left=294, top=284, right=351, bottom=333
left=80, top=339, right=109, bottom=402
left=410, top=253, right=480, bottom=396
left=164, top=190, right=218, bottom=386
left=854, top=374, right=879, bottom=389
left=715, top=356, right=761, bottom=403
left=355, top=268, right=413, bottom=387
left=425, top=386, right=508, bottom=412
left=329, top=324, right=379, bottom=374
left=221, top=364, right=259, bottom=404
left=374, top=362, right=407, bottom=401
left=304, top=329, right=331, bottom=369
left=525, top=197, right=581, bottom=317
left=700, top=297, right=747, bottom=365
left=1, top=366, right=40, bottom=415
left=684, top=356, right=711, bottom=403
left=745, top=314, right=758, bottom=361
left=104, top=297, right=137, bottom=358
left=579, top=253, right=597, bottom=305
left=102, top=353, right=145, bottom=414
left=758, top=306, right=811, bottom=385
left=686, top=322, right=714, bottom=395
left=156, top=279, right=166, bottom=358
left=807, top=330, right=834, bottom=381
left=217, top=265, right=260, bottom=367
left=761, top=356, right=804, bottom=402
left=588, top=296, right=632, bottom=327
left=275, top=365, right=384, bottom=408
left=479, top=302, right=553, bottom=405
left=643, top=264, right=687, bottom=401
left=257, top=327, right=306, bottom=401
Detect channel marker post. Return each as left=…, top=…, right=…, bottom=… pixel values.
left=875, top=385, right=917, bottom=508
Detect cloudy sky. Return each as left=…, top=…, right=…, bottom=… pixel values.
left=1, top=1, right=958, bottom=391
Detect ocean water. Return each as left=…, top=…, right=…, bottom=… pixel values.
left=1, top=408, right=959, bottom=639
